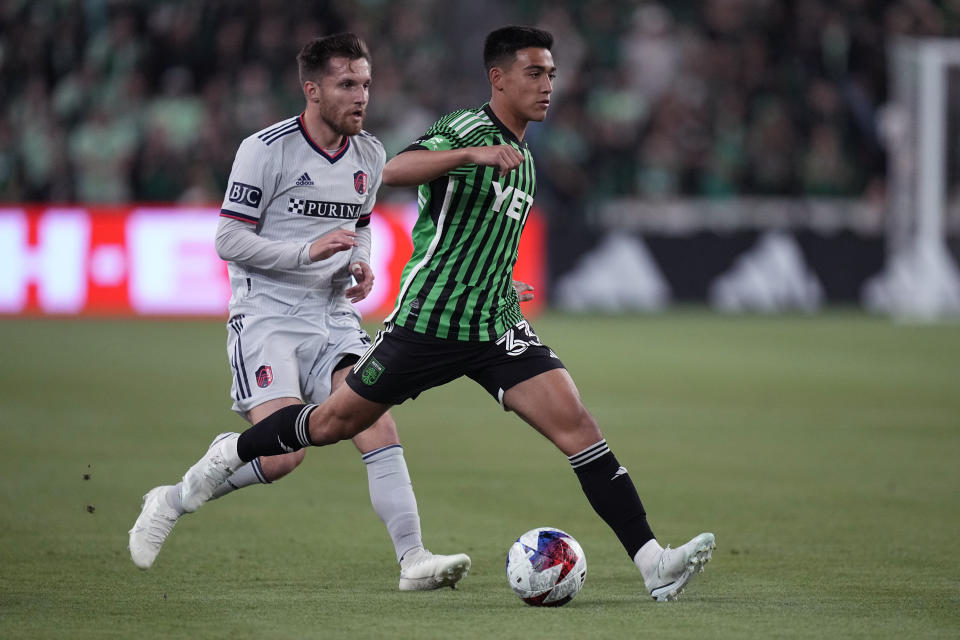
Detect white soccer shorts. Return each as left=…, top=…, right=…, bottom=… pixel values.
left=226, top=310, right=372, bottom=417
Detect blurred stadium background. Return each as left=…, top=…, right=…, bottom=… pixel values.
left=3, top=0, right=960, bottom=319
left=2, top=3, right=960, bottom=638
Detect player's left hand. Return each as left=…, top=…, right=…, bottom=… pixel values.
left=346, top=261, right=374, bottom=303
left=513, top=279, right=534, bottom=302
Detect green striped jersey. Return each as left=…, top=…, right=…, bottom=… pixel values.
left=386, top=104, right=537, bottom=341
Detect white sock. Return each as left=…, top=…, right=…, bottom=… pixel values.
left=165, top=484, right=186, bottom=515
left=633, top=538, right=664, bottom=576
left=210, top=457, right=269, bottom=499
left=169, top=458, right=269, bottom=515
left=363, top=445, right=423, bottom=563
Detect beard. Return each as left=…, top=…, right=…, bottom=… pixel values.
left=320, top=107, right=364, bottom=137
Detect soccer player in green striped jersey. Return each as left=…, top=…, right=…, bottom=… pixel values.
left=178, top=26, right=716, bottom=603
left=384, top=103, right=537, bottom=340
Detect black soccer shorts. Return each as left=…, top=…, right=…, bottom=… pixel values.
left=345, top=319, right=566, bottom=407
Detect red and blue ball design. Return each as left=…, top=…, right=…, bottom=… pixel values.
left=506, top=527, right=587, bottom=607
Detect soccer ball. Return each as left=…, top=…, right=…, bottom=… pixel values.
left=505, top=527, right=587, bottom=607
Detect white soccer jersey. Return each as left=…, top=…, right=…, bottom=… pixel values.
left=219, top=114, right=385, bottom=315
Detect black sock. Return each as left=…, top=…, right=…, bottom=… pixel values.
left=236, top=404, right=316, bottom=462
left=569, top=440, right=655, bottom=558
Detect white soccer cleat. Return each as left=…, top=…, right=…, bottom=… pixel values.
left=398, top=550, right=472, bottom=591
left=128, top=486, right=180, bottom=569
left=180, top=432, right=240, bottom=513
left=644, top=532, right=715, bottom=602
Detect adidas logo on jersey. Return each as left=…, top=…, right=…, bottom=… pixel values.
left=295, top=172, right=314, bottom=186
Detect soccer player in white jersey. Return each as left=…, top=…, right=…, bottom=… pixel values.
left=128, top=33, right=470, bottom=591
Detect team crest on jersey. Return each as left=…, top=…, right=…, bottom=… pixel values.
left=255, top=365, right=273, bottom=388
left=353, top=170, right=368, bottom=195
left=360, top=358, right=384, bottom=385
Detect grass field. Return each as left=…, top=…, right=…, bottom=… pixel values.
left=1, top=312, right=958, bottom=639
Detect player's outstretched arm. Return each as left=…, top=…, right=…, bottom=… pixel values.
left=383, top=145, right=524, bottom=187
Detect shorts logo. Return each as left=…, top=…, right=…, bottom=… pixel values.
left=360, top=358, right=384, bottom=385
left=255, top=365, right=273, bottom=388
left=228, top=182, right=263, bottom=208
left=353, top=170, right=368, bottom=195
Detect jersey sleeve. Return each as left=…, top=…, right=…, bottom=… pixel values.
left=357, top=141, right=386, bottom=228
left=215, top=216, right=311, bottom=269
left=402, top=121, right=474, bottom=178
left=350, top=224, right=371, bottom=266
left=219, top=136, right=279, bottom=225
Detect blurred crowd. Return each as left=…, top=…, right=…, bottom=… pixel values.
left=1, top=0, right=958, bottom=206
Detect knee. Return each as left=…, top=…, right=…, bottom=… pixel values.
left=576, top=403, right=599, bottom=432
left=353, top=412, right=400, bottom=451
left=555, top=401, right=603, bottom=454
left=368, top=412, right=399, bottom=441
left=552, top=394, right=596, bottom=432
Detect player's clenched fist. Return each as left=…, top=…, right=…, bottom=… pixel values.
left=470, top=144, right=524, bottom=173
left=309, top=229, right=359, bottom=262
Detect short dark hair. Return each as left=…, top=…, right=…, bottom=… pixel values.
left=297, top=33, right=370, bottom=84
left=483, top=26, right=553, bottom=72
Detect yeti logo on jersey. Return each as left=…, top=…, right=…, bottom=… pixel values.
left=287, top=198, right=362, bottom=218
left=360, top=358, right=385, bottom=385
left=496, top=320, right=544, bottom=356
left=491, top=182, right=534, bottom=221
left=353, top=170, right=368, bottom=195
left=255, top=365, right=273, bottom=388
left=228, top=182, right=263, bottom=208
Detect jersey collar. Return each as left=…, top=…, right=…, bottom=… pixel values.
left=482, top=103, right=522, bottom=145
left=297, top=113, right=350, bottom=163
